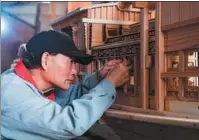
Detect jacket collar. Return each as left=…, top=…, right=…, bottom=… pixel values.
left=14, top=59, right=55, bottom=101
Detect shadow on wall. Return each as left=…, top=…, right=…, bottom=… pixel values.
left=1, top=11, right=35, bottom=73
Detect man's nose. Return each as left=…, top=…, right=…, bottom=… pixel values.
left=72, top=65, right=77, bottom=75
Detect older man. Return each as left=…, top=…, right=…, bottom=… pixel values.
left=1, top=30, right=129, bottom=140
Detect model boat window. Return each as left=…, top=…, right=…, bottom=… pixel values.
left=166, top=53, right=180, bottom=72
left=186, top=50, right=199, bottom=68
left=184, top=76, right=199, bottom=99
left=166, top=77, right=179, bottom=97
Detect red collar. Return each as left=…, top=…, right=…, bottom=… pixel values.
left=14, top=59, right=55, bottom=101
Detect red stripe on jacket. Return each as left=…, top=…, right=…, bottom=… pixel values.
left=14, top=59, right=55, bottom=101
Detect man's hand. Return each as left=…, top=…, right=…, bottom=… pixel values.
left=105, top=60, right=130, bottom=87
left=98, top=59, right=122, bottom=80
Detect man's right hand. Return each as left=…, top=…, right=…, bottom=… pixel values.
left=105, top=60, right=130, bottom=87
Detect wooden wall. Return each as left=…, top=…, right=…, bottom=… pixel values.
left=161, top=2, right=199, bottom=52
left=1, top=12, right=35, bottom=73
left=161, top=2, right=199, bottom=27
left=87, top=5, right=144, bottom=47
left=160, top=2, right=199, bottom=113
left=165, top=23, right=199, bottom=52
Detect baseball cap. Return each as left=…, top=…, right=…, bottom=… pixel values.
left=25, top=30, right=93, bottom=65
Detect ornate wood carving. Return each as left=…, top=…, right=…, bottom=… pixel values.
left=92, top=44, right=140, bottom=59
left=184, top=87, right=199, bottom=98
left=105, top=29, right=155, bottom=44
left=148, top=41, right=155, bottom=54
left=166, top=91, right=178, bottom=97
left=89, top=23, right=92, bottom=49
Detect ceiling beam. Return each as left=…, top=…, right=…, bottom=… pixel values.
left=82, top=18, right=138, bottom=25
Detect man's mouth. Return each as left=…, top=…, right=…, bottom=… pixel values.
left=65, top=79, right=73, bottom=84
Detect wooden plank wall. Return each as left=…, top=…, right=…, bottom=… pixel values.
left=161, top=2, right=199, bottom=27
left=161, top=2, right=199, bottom=113
left=87, top=5, right=143, bottom=47
left=165, top=23, right=199, bottom=52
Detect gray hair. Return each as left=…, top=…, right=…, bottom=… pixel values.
left=17, top=43, right=27, bottom=57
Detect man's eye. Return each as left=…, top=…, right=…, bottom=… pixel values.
left=70, top=60, right=75, bottom=63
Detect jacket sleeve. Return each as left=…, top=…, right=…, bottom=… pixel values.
left=80, top=72, right=101, bottom=89
left=2, top=80, right=116, bottom=140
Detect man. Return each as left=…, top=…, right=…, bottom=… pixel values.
left=1, top=30, right=130, bottom=140
left=10, top=43, right=27, bottom=68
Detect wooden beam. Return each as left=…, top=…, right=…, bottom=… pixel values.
left=155, top=2, right=165, bottom=112
left=82, top=18, right=138, bottom=25
left=104, top=109, right=199, bottom=129
left=132, top=2, right=148, bottom=8
left=111, top=104, right=199, bottom=119
left=51, top=2, right=56, bottom=20
left=148, top=2, right=156, bottom=10
left=52, top=11, right=87, bottom=31
left=86, top=23, right=92, bottom=74
left=140, top=7, right=149, bottom=109
left=162, top=17, right=199, bottom=31
left=161, top=71, right=199, bottom=78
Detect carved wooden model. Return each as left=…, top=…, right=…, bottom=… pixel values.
left=51, top=2, right=199, bottom=132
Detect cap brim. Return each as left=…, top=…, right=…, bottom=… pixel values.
left=65, top=50, right=93, bottom=65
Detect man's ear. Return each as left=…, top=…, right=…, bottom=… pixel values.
left=41, top=52, right=50, bottom=70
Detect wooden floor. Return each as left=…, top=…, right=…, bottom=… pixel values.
left=103, top=116, right=199, bottom=140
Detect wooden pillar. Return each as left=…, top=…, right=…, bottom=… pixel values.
left=134, top=55, right=138, bottom=95
left=86, top=23, right=92, bottom=74
left=155, top=2, right=165, bottom=111
left=178, top=51, right=185, bottom=99
left=140, top=6, right=149, bottom=109
left=51, top=2, right=56, bottom=20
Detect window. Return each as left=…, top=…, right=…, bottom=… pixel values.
left=162, top=49, right=199, bottom=100
left=166, top=52, right=179, bottom=72
left=184, top=76, right=199, bottom=98
left=185, top=50, right=199, bottom=70
left=165, top=77, right=179, bottom=97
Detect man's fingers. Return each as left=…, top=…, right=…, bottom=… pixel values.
left=107, top=60, right=122, bottom=65
left=120, top=77, right=130, bottom=86
left=123, top=58, right=128, bottom=64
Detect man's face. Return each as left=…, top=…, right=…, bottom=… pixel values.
left=44, top=53, right=77, bottom=90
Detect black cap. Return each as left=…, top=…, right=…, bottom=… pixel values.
left=26, top=30, right=93, bottom=65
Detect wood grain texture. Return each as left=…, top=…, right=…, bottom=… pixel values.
left=165, top=24, right=199, bottom=52
left=101, top=6, right=107, bottom=19
left=162, top=2, right=199, bottom=28
left=95, top=7, right=101, bottom=19
left=107, top=6, right=113, bottom=20
left=140, top=7, right=149, bottom=109
left=155, top=2, right=165, bottom=111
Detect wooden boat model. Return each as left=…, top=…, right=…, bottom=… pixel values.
left=50, top=1, right=199, bottom=139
